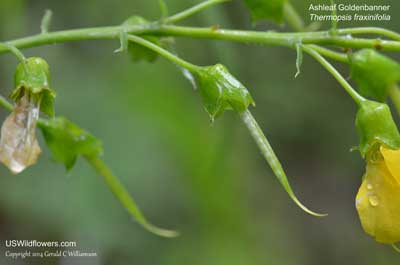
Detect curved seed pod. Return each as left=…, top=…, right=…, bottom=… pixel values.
left=241, top=110, right=326, bottom=217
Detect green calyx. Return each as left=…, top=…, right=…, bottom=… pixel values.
left=123, top=16, right=166, bottom=63
left=350, top=49, right=400, bottom=102
left=38, top=117, right=103, bottom=170
left=11, top=57, right=56, bottom=117
left=195, top=64, right=255, bottom=121
left=355, top=100, right=400, bottom=157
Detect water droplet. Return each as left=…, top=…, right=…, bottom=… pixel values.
left=367, top=183, right=373, bottom=190
left=369, top=195, right=379, bottom=207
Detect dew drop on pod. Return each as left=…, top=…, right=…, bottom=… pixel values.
left=350, top=49, right=400, bottom=101
left=0, top=57, right=55, bottom=174
left=355, top=100, right=400, bottom=244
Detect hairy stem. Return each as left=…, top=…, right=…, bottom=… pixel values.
left=302, top=45, right=365, bottom=106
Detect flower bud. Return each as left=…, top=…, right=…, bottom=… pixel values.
left=196, top=64, right=255, bottom=120
left=355, top=100, right=400, bottom=157
left=350, top=49, right=400, bottom=101
left=0, top=93, right=41, bottom=174
left=11, top=57, right=56, bottom=117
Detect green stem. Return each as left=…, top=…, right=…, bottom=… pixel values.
left=151, top=26, right=400, bottom=51
left=0, top=43, right=25, bottom=62
left=127, top=35, right=201, bottom=73
left=389, top=84, right=400, bottom=116
left=330, top=0, right=337, bottom=34
left=302, top=45, right=365, bottom=106
left=0, top=25, right=399, bottom=57
left=0, top=95, right=13, bottom=112
left=240, top=109, right=326, bottom=217
left=85, top=155, right=179, bottom=238
left=164, top=0, right=229, bottom=24
left=40, top=10, right=53, bottom=34
left=283, top=2, right=306, bottom=32
left=307, top=45, right=349, bottom=63
left=338, top=27, right=400, bottom=41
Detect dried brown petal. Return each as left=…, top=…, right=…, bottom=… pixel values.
left=0, top=94, right=41, bottom=174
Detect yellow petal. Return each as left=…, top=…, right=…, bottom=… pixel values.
left=355, top=160, right=400, bottom=243
left=380, top=146, right=400, bottom=185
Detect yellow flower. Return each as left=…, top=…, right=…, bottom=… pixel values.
left=356, top=145, right=400, bottom=244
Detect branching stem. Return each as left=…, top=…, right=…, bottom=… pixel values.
left=164, top=0, right=229, bottom=24
left=302, top=45, right=366, bottom=106
left=127, top=35, right=201, bottom=73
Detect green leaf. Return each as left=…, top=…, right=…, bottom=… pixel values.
left=38, top=117, right=103, bottom=170
left=11, top=57, right=56, bottom=117
left=350, top=49, right=400, bottom=102
left=243, top=0, right=287, bottom=24
left=196, top=64, right=255, bottom=121
left=123, top=16, right=163, bottom=63
left=355, top=100, right=400, bottom=157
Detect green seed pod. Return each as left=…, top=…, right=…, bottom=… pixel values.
left=355, top=100, right=400, bottom=157
left=123, top=16, right=162, bottom=62
left=350, top=49, right=400, bottom=102
left=196, top=64, right=255, bottom=120
left=11, top=57, right=56, bottom=117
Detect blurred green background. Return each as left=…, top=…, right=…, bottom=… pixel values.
left=0, top=0, right=399, bottom=264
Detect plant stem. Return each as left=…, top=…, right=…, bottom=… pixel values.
left=283, top=2, right=306, bottom=32
left=164, top=0, right=229, bottom=24
left=85, top=155, right=179, bottom=238
left=240, top=109, right=326, bottom=217
left=389, top=84, right=400, bottom=116
left=40, top=10, right=53, bottom=34
left=0, top=95, right=13, bottom=112
left=338, top=27, right=400, bottom=41
left=0, top=25, right=400, bottom=57
left=0, top=43, right=25, bottom=62
left=127, top=35, right=201, bottom=73
left=307, top=45, right=349, bottom=63
left=151, top=26, right=400, bottom=51
left=330, top=0, right=338, bottom=34
left=302, top=45, right=366, bottom=106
